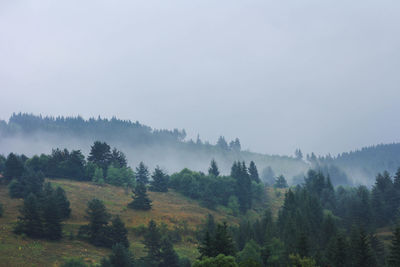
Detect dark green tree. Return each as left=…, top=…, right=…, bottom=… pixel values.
left=353, top=228, right=376, bottom=267
left=110, top=148, right=127, bottom=168
left=149, top=167, right=169, bottom=192
left=4, top=153, right=25, bottom=181
left=142, top=220, right=162, bottom=266
left=54, top=186, right=71, bottom=220
left=208, top=159, right=220, bottom=177
left=328, top=233, right=348, bottom=267
left=101, top=243, right=135, bottom=267
left=136, top=162, right=150, bottom=184
left=110, top=216, right=129, bottom=248
left=128, top=182, right=152, bottom=210
left=297, top=232, right=309, bottom=257
left=88, top=141, right=112, bottom=172
left=85, top=198, right=111, bottom=246
left=248, top=161, right=260, bottom=183
left=388, top=225, right=400, bottom=267
left=159, top=237, right=180, bottom=267
left=14, top=193, right=43, bottom=238
left=199, top=231, right=214, bottom=258
left=214, top=222, right=236, bottom=257
left=231, top=162, right=252, bottom=213
left=42, top=192, right=63, bottom=240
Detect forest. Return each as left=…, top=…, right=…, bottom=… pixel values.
left=1, top=141, right=400, bottom=266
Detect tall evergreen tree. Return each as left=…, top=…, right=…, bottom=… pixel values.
left=142, top=220, right=162, bottom=266
left=231, top=161, right=252, bottom=213
left=128, top=182, right=152, bottom=210
left=42, top=192, right=62, bottom=240
left=328, top=233, right=348, bottom=267
left=88, top=141, right=112, bottom=171
left=110, top=148, right=127, bottom=168
left=198, top=231, right=214, bottom=258
left=389, top=225, right=400, bottom=267
left=248, top=161, right=260, bottom=183
left=54, top=186, right=71, bottom=220
left=159, top=237, right=180, bottom=267
left=110, top=216, right=129, bottom=248
left=353, top=228, right=376, bottom=267
left=136, top=162, right=150, bottom=184
left=4, top=153, right=25, bottom=181
left=101, top=243, right=135, bottom=267
left=274, top=175, right=288, bottom=188
left=149, top=167, right=169, bottom=192
left=208, top=159, right=220, bottom=177
left=85, top=198, right=111, bottom=245
left=15, top=193, right=43, bottom=238
left=213, top=222, right=236, bottom=257
left=297, top=232, right=309, bottom=257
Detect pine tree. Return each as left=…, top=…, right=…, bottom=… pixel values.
left=198, top=231, right=214, bottom=258
left=88, top=141, right=112, bottom=171
left=208, top=159, right=220, bottom=177
left=274, top=175, right=288, bottom=188
left=110, top=148, right=127, bottom=168
left=143, top=220, right=162, bottom=266
left=328, top=233, right=348, bottom=267
left=231, top=161, right=252, bottom=213
left=389, top=225, right=400, bottom=267
left=101, top=243, right=135, bottom=267
left=15, top=193, right=43, bottom=238
left=128, top=182, right=152, bottom=210
left=248, top=161, right=260, bottom=183
left=214, top=222, right=236, bottom=257
left=4, top=153, right=25, bottom=181
left=42, top=192, right=62, bottom=240
left=110, top=216, right=129, bottom=248
left=159, top=237, right=180, bottom=267
left=149, top=167, right=168, bottom=192
left=353, top=228, right=376, bottom=267
left=54, top=186, right=71, bottom=220
left=297, top=232, right=309, bottom=257
left=85, top=198, right=111, bottom=245
left=136, top=162, right=150, bottom=184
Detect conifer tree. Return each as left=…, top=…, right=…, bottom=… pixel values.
left=128, top=182, right=152, bottom=210
left=54, top=186, right=71, bottom=220
left=88, top=141, right=112, bottom=171
left=142, top=220, right=162, bottom=266
left=389, top=225, right=400, bottom=267
left=101, top=243, right=135, bottom=267
left=248, top=161, right=260, bottom=183
left=136, top=162, right=150, bottom=184
left=110, top=216, right=129, bottom=248
left=208, top=159, right=220, bottom=177
left=42, top=193, right=62, bottom=240
left=198, top=231, right=214, bottom=258
left=159, top=237, right=180, bottom=267
left=213, top=222, right=236, bottom=257
left=353, top=228, right=376, bottom=267
left=4, top=153, right=25, bottom=181
left=149, top=167, right=168, bottom=192
left=328, top=233, right=348, bottom=267
left=15, top=193, right=43, bottom=238
left=274, top=175, right=288, bottom=188
left=85, top=198, right=111, bottom=245
left=297, top=232, right=309, bottom=257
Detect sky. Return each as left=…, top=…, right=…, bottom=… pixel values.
left=1, top=0, right=400, bottom=156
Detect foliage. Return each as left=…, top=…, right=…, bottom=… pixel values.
left=149, top=166, right=169, bottom=192
left=61, top=258, right=88, bottom=267
left=128, top=182, right=152, bottom=210
left=193, top=254, right=238, bottom=267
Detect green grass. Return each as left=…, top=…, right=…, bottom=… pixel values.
left=0, top=179, right=242, bottom=266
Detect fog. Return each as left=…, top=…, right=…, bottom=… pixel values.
left=1, top=0, right=400, bottom=156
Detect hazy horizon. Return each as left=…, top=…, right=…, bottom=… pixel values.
left=2, top=0, right=400, bottom=156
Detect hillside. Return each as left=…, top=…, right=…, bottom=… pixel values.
left=0, top=177, right=284, bottom=266
left=0, top=113, right=308, bottom=183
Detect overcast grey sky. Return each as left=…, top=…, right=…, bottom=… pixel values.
left=1, top=0, right=400, bottom=156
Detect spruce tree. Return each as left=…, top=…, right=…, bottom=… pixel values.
left=149, top=167, right=168, bottom=192
left=88, top=141, right=112, bottom=172
left=15, top=193, right=43, bottom=238
left=128, top=182, right=152, bottom=210
left=110, top=216, right=129, bottom=248
left=85, top=198, right=111, bottom=245
left=142, top=220, right=162, bottom=266
left=353, top=228, right=376, bottom=267
left=54, top=186, right=71, bottom=219
left=198, top=231, right=214, bottom=258
left=248, top=161, right=260, bottom=183
left=328, top=233, right=348, bottom=267
left=159, top=237, right=180, bottom=267
left=208, top=159, right=220, bottom=177
left=42, top=193, right=62, bottom=240
left=4, top=153, right=24, bottom=181
left=213, top=222, right=236, bottom=257
left=136, top=162, right=150, bottom=184
left=297, top=232, right=309, bottom=257
left=389, top=225, right=400, bottom=267
left=101, top=243, right=135, bottom=267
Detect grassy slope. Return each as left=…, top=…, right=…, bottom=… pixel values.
left=0, top=179, right=243, bottom=267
